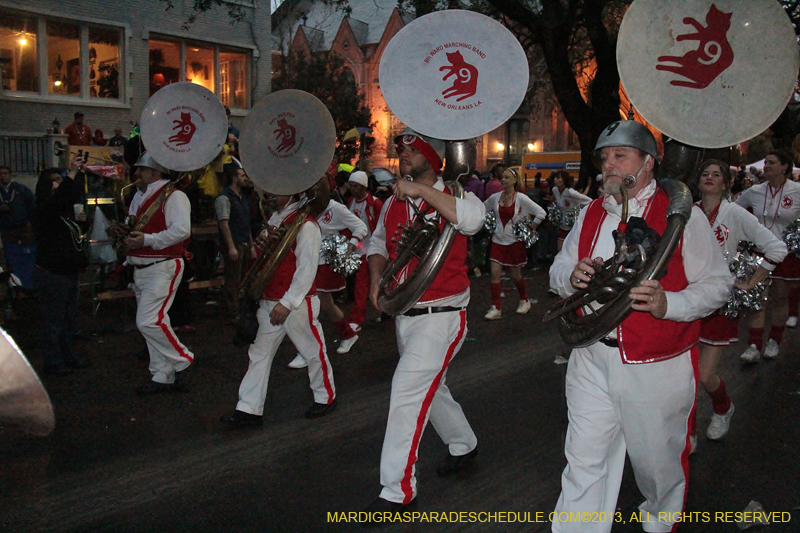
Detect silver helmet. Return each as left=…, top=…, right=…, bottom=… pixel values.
left=134, top=152, right=169, bottom=175
left=593, top=121, right=659, bottom=162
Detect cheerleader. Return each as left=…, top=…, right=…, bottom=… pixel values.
left=735, top=150, right=800, bottom=361
left=552, top=170, right=591, bottom=251
left=483, top=168, right=546, bottom=320
left=693, top=160, right=786, bottom=448
left=287, top=199, right=368, bottom=369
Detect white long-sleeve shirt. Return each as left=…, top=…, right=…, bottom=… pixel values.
left=266, top=201, right=321, bottom=311
left=483, top=191, right=546, bottom=245
left=553, top=187, right=592, bottom=230
left=127, top=179, right=191, bottom=266
left=317, top=200, right=368, bottom=265
left=735, top=179, right=800, bottom=240
left=550, top=180, right=733, bottom=326
left=707, top=200, right=787, bottom=270
left=368, top=177, right=485, bottom=308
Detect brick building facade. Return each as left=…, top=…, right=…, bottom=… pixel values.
left=0, top=0, right=270, bottom=172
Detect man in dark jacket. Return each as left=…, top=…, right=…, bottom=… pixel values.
left=32, top=161, right=90, bottom=375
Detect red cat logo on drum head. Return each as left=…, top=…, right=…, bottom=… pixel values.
left=655, top=4, right=734, bottom=89
left=440, top=50, right=478, bottom=102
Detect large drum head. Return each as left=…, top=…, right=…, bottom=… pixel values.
left=140, top=82, right=228, bottom=171
left=0, top=328, right=54, bottom=436
left=239, top=90, right=336, bottom=195
left=379, top=10, right=529, bottom=140
left=618, top=0, right=799, bottom=148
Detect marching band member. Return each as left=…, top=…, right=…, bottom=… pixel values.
left=482, top=167, right=545, bottom=320
left=693, top=160, right=786, bottom=446
left=552, top=170, right=591, bottom=251
left=287, top=199, right=368, bottom=369
left=365, top=128, right=485, bottom=512
left=549, top=121, right=731, bottom=533
left=125, top=153, right=196, bottom=395
left=220, top=189, right=337, bottom=427
left=735, top=149, right=800, bottom=361
left=346, top=171, right=383, bottom=333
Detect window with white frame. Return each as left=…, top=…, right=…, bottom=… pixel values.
left=149, top=37, right=249, bottom=110
left=0, top=10, right=122, bottom=100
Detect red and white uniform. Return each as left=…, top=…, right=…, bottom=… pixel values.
left=553, top=187, right=592, bottom=238
left=699, top=200, right=787, bottom=346
left=315, top=200, right=368, bottom=292
left=483, top=191, right=546, bottom=267
left=549, top=180, right=732, bottom=533
left=736, top=179, right=800, bottom=280
left=128, top=179, right=194, bottom=385
left=347, top=192, right=383, bottom=327
left=236, top=201, right=336, bottom=416
left=368, top=178, right=484, bottom=504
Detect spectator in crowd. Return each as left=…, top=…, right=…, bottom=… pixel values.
left=92, top=129, right=107, bottom=146
left=215, top=166, right=255, bottom=322
left=358, top=158, right=386, bottom=198
left=65, top=111, right=92, bottom=146
left=484, top=163, right=505, bottom=198
left=0, top=165, right=36, bottom=290
left=108, top=128, right=127, bottom=147
left=462, top=171, right=485, bottom=201
left=32, top=161, right=90, bottom=375
left=225, top=106, right=240, bottom=139
left=330, top=170, right=352, bottom=205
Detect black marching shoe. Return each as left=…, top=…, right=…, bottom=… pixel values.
left=173, top=362, right=196, bottom=391
left=436, top=447, right=478, bottom=476
left=136, top=380, right=174, bottom=396
left=220, top=410, right=263, bottom=429
left=361, top=497, right=417, bottom=528
left=305, top=398, right=338, bottom=419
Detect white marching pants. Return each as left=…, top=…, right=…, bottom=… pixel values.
left=236, top=296, right=335, bottom=416
left=552, top=344, right=697, bottom=533
left=133, top=258, right=194, bottom=384
left=379, top=309, right=477, bottom=505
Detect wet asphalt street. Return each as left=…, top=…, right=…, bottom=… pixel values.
left=0, top=266, right=798, bottom=532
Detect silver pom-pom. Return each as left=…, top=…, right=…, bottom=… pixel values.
left=782, top=218, right=800, bottom=258
left=547, top=204, right=562, bottom=225
left=320, top=234, right=362, bottom=277
left=561, top=207, right=581, bottom=228
left=722, top=241, right=768, bottom=318
left=512, top=218, right=539, bottom=248
left=484, top=211, right=497, bottom=233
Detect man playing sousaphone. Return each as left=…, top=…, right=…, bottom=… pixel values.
left=220, top=183, right=337, bottom=427
left=125, top=152, right=196, bottom=395
left=549, top=121, right=732, bottom=532
left=365, top=128, right=484, bottom=512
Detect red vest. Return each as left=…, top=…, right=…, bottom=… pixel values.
left=382, top=191, right=469, bottom=304
left=128, top=182, right=188, bottom=259
left=578, top=188, right=700, bottom=363
left=261, top=211, right=318, bottom=301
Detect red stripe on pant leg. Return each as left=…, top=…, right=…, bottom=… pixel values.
left=306, top=297, right=334, bottom=402
left=674, top=346, right=699, bottom=533
left=399, top=310, right=467, bottom=504
left=156, top=260, right=193, bottom=363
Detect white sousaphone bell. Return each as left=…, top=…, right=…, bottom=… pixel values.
left=376, top=9, right=530, bottom=315
left=0, top=328, right=55, bottom=436
left=139, top=82, right=229, bottom=172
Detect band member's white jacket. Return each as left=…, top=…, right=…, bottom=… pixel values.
left=483, top=191, right=546, bottom=246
